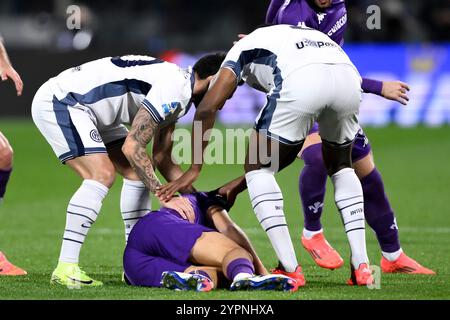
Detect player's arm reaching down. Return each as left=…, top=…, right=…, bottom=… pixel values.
left=0, top=39, right=23, bottom=96
left=123, top=107, right=161, bottom=192
left=122, top=107, right=195, bottom=222
left=157, top=68, right=238, bottom=200
left=152, top=123, right=196, bottom=194
left=216, top=175, right=247, bottom=209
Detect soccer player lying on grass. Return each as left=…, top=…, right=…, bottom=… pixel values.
left=264, top=0, right=434, bottom=275
left=31, top=53, right=225, bottom=287
left=0, top=37, right=26, bottom=276
left=159, top=25, right=375, bottom=286
left=123, top=177, right=296, bottom=292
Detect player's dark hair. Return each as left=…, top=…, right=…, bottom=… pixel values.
left=193, top=52, right=226, bottom=79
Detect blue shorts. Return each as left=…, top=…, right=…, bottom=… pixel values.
left=308, top=123, right=371, bottom=162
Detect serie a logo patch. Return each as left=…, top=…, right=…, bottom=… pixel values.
left=90, top=129, right=103, bottom=143
left=162, top=102, right=180, bottom=116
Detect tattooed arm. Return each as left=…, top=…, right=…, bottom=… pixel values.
left=122, top=107, right=195, bottom=222
left=122, top=107, right=161, bottom=193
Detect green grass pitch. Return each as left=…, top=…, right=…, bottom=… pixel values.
left=0, top=119, right=449, bottom=300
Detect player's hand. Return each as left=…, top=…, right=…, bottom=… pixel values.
left=160, top=196, right=195, bottom=223
left=381, top=81, right=410, bottom=105
left=217, top=184, right=238, bottom=209
left=0, top=63, right=23, bottom=96
left=255, top=262, right=269, bottom=276
left=233, top=34, right=247, bottom=45
left=156, top=168, right=199, bottom=202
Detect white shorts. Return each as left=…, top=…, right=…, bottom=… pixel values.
left=31, top=81, right=129, bottom=163
left=254, top=63, right=362, bottom=145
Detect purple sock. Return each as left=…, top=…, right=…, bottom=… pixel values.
left=299, top=144, right=328, bottom=231
left=361, top=168, right=401, bottom=253
left=0, top=168, right=12, bottom=200
left=226, top=258, right=254, bottom=281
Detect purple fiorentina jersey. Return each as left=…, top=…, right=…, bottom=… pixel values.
left=266, top=0, right=347, bottom=46
left=155, top=192, right=220, bottom=227
left=124, top=192, right=221, bottom=287
left=266, top=0, right=382, bottom=96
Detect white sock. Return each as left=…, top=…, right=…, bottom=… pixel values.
left=246, top=169, right=298, bottom=272
left=382, top=248, right=403, bottom=262
left=303, top=228, right=323, bottom=240
left=332, top=168, right=369, bottom=269
left=233, top=272, right=254, bottom=282
left=59, top=179, right=109, bottom=264
left=120, top=179, right=151, bottom=242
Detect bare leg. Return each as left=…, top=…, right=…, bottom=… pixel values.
left=0, top=131, right=13, bottom=201
left=190, top=232, right=255, bottom=282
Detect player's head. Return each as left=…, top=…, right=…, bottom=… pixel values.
left=310, top=0, right=333, bottom=9
left=191, top=52, right=226, bottom=105
left=193, top=52, right=226, bottom=80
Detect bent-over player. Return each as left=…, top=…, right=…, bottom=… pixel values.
left=32, top=53, right=225, bottom=286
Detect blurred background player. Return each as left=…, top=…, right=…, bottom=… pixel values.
left=159, top=25, right=376, bottom=286
left=124, top=178, right=296, bottom=292
left=31, top=53, right=224, bottom=287
left=0, top=37, right=26, bottom=276
left=265, top=0, right=435, bottom=275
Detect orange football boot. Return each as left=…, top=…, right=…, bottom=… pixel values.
left=301, top=232, right=344, bottom=270
left=381, top=252, right=435, bottom=275
left=0, top=251, right=27, bottom=276
left=347, top=263, right=374, bottom=286
left=271, top=265, right=305, bottom=291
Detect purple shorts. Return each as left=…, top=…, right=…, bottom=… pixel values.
left=123, top=211, right=214, bottom=287
left=308, top=123, right=371, bottom=162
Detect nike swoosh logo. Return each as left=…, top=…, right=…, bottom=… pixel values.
left=68, top=277, right=93, bottom=284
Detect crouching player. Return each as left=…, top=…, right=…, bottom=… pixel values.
left=123, top=179, right=297, bottom=292
left=31, top=53, right=225, bottom=286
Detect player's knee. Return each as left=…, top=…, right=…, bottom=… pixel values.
left=0, top=143, right=13, bottom=169
left=353, top=153, right=375, bottom=179
left=92, top=162, right=116, bottom=187
left=321, top=139, right=353, bottom=176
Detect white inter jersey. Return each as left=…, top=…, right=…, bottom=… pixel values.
left=48, top=55, right=194, bottom=130
left=222, top=24, right=359, bottom=94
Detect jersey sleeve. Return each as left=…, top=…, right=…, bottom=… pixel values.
left=266, top=0, right=285, bottom=24
left=221, top=40, right=247, bottom=83
left=141, top=75, right=187, bottom=124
